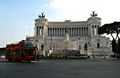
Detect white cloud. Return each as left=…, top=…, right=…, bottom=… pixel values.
left=13, top=33, right=24, bottom=40
left=46, top=0, right=120, bottom=24
left=23, top=25, right=34, bottom=36
left=24, top=25, right=29, bottom=30
left=47, top=0, right=86, bottom=10
left=45, top=0, right=89, bottom=20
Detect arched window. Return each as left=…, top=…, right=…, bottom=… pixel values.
left=84, top=44, right=88, bottom=51
left=97, top=43, right=100, bottom=48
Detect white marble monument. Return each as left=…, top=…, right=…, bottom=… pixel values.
left=27, top=12, right=112, bottom=56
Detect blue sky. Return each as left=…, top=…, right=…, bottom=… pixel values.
left=0, top=0, right=51, bottom=47
left=0, top=0, right=120, bottom=47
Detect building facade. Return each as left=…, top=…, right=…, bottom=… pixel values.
left=27, top=12, right=112, bottom=56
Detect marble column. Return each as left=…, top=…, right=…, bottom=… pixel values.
left=36, top=27, right=38, bottom=36
left=51, top=28, right=53, bottom=36
left=79, top=27, right=81, bottom=36
left=60, top=28, right=61, bottom=36
left=64, top=28, right=65, bottom=36
left=71, top=28, right=73, bottom=36
left=54, top=28, right=56, bottom=36
left=83, top=27, right=85, bottom=36
left=78, top=27, right=79, bottom=36
left=72, top=28, right=73, bottom=36
left=70, top=28, right=71, bottom=36
left=38, top=27, right=40, bottom=36
left=82, top=27, right=83, bottom=36
left=86, top=27, right=88, bottom=36
left=50, top=28, right=51, bottom=36
left=53, top=28, right=55, bottom=36
left=75, top=28, right=77, bottom=36
left=73, top=28, right=75, bottom=36
left=85, top=27, right=86, bottom=36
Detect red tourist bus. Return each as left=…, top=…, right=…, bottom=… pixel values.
left=5, top=40, right=37, bottom=62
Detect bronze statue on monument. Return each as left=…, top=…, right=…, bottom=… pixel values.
left=38, top=12, right=45, bottom=18
left=91, top=11, right=97, bottom=17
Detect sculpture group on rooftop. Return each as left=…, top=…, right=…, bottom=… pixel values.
left=91, top=11, right=97, bottom=17
left=38, top=12, right=45, bottom=18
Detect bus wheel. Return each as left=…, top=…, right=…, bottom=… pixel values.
left=28, top=61, right=31, bottom=62
left=8, top=59, right=12, bottom=62
left=16, top=58, right=19, bottom=62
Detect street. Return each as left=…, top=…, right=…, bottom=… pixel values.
left=0, top=58, right=120, bottom=78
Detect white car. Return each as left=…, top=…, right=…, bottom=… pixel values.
left=0, top=55, right=5, bottom=59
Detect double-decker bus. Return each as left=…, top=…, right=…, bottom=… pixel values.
left=5, top=40, right=37, bottom=62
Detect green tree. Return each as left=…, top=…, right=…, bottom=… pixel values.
left=112, top=39, right=117, bottom=55
left=98, top=22, right=120, bottom=57
left=117, top=39, right=120, bottom=58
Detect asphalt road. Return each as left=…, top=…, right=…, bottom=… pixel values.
left=0, top=58, right=120, bottom=78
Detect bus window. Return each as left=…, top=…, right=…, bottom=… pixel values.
left=7, top=50, right=10, bottom=55
left=15, top=50, right=20, bottom=55
left=23, top=49, right=35, bottom=56
left=33, top=50, right=36, bottom=55
left=10, top=51, right=16, bottom=55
